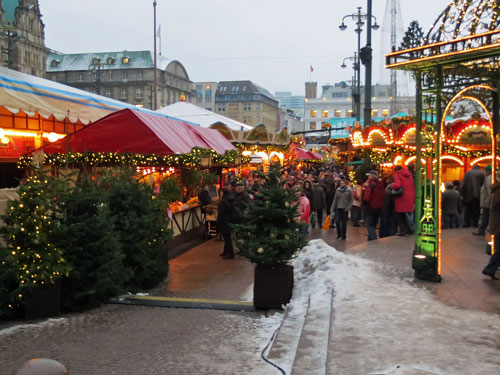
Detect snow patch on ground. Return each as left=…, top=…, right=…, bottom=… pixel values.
left=273, top=239, right=500, bottom=374
left=0, top=318, right=67, bottom=338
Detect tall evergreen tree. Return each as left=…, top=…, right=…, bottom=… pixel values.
left=104, top=169, right=171, bottom=290
left=55, top=174, right=129, bottom=310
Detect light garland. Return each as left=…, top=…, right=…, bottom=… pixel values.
left=18, top=148, right=250, bottom=169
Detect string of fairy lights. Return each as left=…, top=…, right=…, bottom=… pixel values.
left=18, top=148, right=251, bottom=169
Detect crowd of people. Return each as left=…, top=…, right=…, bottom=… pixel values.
left=201, top=161, right=500, bottom=280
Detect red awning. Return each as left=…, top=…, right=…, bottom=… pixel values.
left=38, top=109, right=235, bottom=155
left=311, top=152, right=324, bottom=160
left=296, top=148, right=316, bottom=160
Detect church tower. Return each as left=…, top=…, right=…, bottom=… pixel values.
left=0, top=0, right=47, bottom=77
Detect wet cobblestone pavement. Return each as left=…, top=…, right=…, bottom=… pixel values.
left=0, top=304, right=280, bottom=374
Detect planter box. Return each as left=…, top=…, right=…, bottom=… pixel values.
left=254, top=264, right=293, bottom=310
left=23, top=279, right=62, bottom=320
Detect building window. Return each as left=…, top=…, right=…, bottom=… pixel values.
left=105, top=89, right=112, bottom=98
left=372, top=109, right=379, bottom=116
left=218, top=105, right=226, bottom=112
left=122, top=56, right=130, bottom=64
left=310, top=110, right=317, bottom=118
left=231, top=86, right=239, bottom=92
left=121, top=89, right=127, bottom=99
left=244, top=103, right=251, bottom=111
left=122, top=72, right=128, bottom=79
left=78, top=73, right=83, bottom=81
left=347, top=109, right=353, bottom=117
left=196, top=85, right=203, bottom=103
left=335, top=110, right=341, bottom=118
left=321, top=110, right=329, bottom=118
left=382, top=109, right=390, bottom=117
left=138, top=71, right=143, bottom=79
left=92, top=73, right=97, bottom=80
left=229, top=103, right=239, bottom=111
left=50, top=59, right=59, bottom=67
left=107, top=57, right=115, bottom=65
left=205, top=90, right=212, bottom=102
left=310, top=122, right=316, bottom=130
left=136, top=88, right=143, bottom=99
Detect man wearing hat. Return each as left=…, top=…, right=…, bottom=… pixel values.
left=232, top=181, right=250, bottom=222
left=362, top=170, right=385, bottom=241
left=474, top=165, right=492, bottom=235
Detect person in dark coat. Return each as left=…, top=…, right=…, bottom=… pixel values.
left=461, top=165, right=485, bottom=228
left=392, top=165, right=415, bottom=236
left=216, top=187, right=235, bottom=259
left=442, top=182, right=460, bottom=229
left=362, top=170, right=385, bottom=241
left=380, top=182, right=397, bottom=238
left=310, top=180, right=326, bottom=228
left=482, top=173, right=500, bottom=280
left=474, top=165, right=492, bottom=235
left=232, top=182, right=250, bottom=223
left=198, top=184, right=212, bottom=213
left=330, top=178, right=352, bottom=240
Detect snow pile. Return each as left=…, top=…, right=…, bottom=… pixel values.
left=0, top=318, right=67, bottom=338
left=285, top=239, right=500, bottom=375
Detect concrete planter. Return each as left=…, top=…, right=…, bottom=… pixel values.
left=23, top=279, right=61, bottom=320
left=253, top=264, right=293, bottom=310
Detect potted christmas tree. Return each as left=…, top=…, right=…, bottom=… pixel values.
left=232, top=164, right=307, bottom=309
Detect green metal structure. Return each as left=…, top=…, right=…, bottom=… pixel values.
left=387, top=0, right=500, bottom=282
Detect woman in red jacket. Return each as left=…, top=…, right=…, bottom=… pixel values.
left=392, top=165, right=415, bottom=236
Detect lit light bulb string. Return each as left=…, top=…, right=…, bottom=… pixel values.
left=18, top=148, right=251, bottom=169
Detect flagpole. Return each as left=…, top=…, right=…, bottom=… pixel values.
left=153, top=1, right=158, bottom=110
left=158, top=23, right=162, bottom=56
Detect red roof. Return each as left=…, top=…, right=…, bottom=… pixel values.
left=311, top=152, right=324, bottom=160
left=39, top=109, right=235, bottom=155
left=296, top=148, right=316, bottom=160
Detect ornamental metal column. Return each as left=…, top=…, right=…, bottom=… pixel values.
left=412, top=67, right=442, bottom=282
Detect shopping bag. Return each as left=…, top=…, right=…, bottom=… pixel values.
left=322, top=215, right=331, bottom=231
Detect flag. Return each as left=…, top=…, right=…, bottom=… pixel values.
left=310, top=65, right=314, bottom=72
left=157, top=23, right=161, bottom=38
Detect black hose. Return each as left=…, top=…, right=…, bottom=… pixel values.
left=260, top=325, right=286, bottom=375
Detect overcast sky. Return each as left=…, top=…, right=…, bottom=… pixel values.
left=39, top=0, right=450, bottom=96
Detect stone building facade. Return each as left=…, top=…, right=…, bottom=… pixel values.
left=0, top=0, right=47, bottom=77
left=303, top=81, right=415, bottom=131
left=193, top=82, right=218, bottom=111
left=215, top=80, right=279, bottom=130
left=46, top=51, right=192, bottom=109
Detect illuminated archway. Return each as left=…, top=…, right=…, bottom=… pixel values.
left=439, top=86, right=497, bottom=272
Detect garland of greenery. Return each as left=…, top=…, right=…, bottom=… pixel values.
left=17, top=148, right=250, bottom=169
left=235, top=143, right=289, bottom=152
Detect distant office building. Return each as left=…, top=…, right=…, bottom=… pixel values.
left=215, top=80, right=279, bottom=130
left=274, top=91, right=305, bottom=118
left=303, top=81, right=415, bottom=131
left=46, top=51, right=192, bottom=109
left=192, top=82, right=217, bottom=111
left=0, top=0, right=48, bottom=77
left=278, top=107, right=304, bottom=133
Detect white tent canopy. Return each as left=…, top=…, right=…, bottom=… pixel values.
left=157, top=101, right=252, bottom=131
left=0, top=67, right=191, bottom=125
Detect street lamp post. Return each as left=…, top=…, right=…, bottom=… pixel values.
left=339, top=4, right=379, bottom=125
left=153, top=1, right=158, bottom=110
left=341, top=54, right=360, bottom=119
left=89, top=59, right=105, bottom=95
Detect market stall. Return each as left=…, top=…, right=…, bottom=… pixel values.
left=347, top=113, right=497, bottom=181
left=22, top=107, right=240, bottom=244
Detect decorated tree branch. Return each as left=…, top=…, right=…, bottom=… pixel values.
left=232, top=164, right=307, bottom=266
